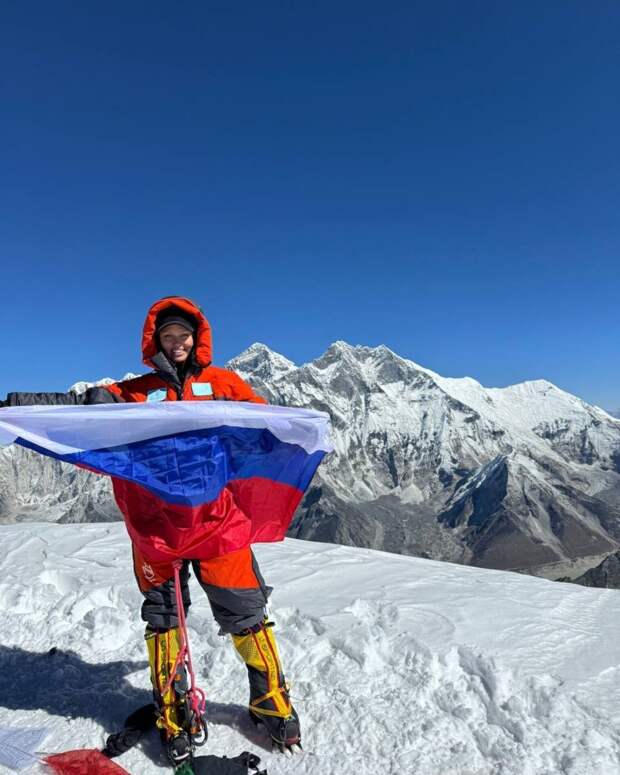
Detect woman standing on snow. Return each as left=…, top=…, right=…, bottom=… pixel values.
left=0, top=296, right=301, bottom=765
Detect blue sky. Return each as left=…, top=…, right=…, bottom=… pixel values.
left=1, top=2, right=618, bottom=409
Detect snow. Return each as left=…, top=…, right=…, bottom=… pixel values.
left=1, top=524, right=619, bottom=774
left=68, top=375, right=140, bottom=396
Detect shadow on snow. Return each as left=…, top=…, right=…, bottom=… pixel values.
left=1, top=645, right=271, bottom=761
left=1, top=644, right=150, bottom=730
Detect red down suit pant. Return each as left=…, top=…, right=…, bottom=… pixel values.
left=132, top=545, right=271, bottom=634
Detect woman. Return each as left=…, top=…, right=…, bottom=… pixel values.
left=1, top=296, right=301, bottom=764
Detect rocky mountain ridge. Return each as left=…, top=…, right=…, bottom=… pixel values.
left=230, top=342, right=620, bottom=578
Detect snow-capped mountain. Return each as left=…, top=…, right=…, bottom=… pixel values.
left=1, top=523, right=619, bottom=774
left=1, top=344, right=619, bottom=580
left=231, top=342, right=620, bottom=578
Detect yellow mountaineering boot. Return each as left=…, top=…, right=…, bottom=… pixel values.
left=231, top=619, right=301, bottom=752
left=145, top=625, right=194, bottom=765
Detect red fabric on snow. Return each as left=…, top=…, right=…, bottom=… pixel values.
left=45, top=749, right=131, bottom=775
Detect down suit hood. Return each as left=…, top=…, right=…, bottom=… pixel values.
left=142, top=296, right=213, bottom=369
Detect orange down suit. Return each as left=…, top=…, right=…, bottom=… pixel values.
left=106, top=296, right=271, bottom=633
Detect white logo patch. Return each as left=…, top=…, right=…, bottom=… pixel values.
left=142, top=562, right=156, bottom=582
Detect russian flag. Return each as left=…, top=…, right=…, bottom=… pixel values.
left=0, top=402, right=332, bottom=561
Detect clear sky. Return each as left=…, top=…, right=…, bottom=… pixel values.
left=1, top=2, right=618, bottom=410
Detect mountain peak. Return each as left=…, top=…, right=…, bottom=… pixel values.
left=320, top=340, right=403, bottom=362
left=244, top=342, right=276, bottom=355
left=518, top=379, right=557, bottom=391
left=324, top=340, right=354, bottom=355
left=227, top=342, right=296, bottom=381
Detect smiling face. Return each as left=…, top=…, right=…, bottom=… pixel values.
left=159, top=323, right=194, bottom=364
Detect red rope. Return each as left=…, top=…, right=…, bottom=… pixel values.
left=160, top=561, right=206, bottom=728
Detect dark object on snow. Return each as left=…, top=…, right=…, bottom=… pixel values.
left=191, top=751, right=267, bottom=775
left=102, top=706, right=266, bottom=773
left=102, top=704, right=157, bottom=758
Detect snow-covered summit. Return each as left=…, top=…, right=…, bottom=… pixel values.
left=228, top=343, right=296, bottom=383
left=1, top=522, right=619, bottom=774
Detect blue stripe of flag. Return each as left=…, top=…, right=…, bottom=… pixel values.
left=16, top=425, right=325, bottom=507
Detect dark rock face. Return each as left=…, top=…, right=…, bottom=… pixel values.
left=289, top=485, right=458, bottom=562
left=567, top=551, right=620, bottom=589
left=438, top=456, right=509, bottom=530
left=289, top=485, right=384, bottom=550
left=534, top=420, right=600, bottom=465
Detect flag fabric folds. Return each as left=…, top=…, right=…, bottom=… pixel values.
left=0, top=402, right=332, bottom=561
left=0, top=726, right=49, bottom=770
left=45, top=749, right=131, bottom=774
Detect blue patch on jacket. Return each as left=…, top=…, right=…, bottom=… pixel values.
left=191, top=383, right=213, bottom=397
left=147, top=388, right=167, bottom=402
